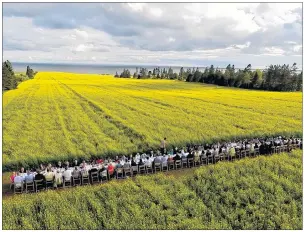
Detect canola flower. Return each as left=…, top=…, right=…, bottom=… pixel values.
left=2, top=151, right=302, bottom=230
left=2, top=72, right=302, bottom=170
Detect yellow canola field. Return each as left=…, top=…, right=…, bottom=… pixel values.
left=3, top=72, right=302, bottom=169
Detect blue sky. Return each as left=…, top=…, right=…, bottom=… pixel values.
left=3, top=3, right=303, bottom=69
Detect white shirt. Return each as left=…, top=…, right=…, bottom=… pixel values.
left=14, top=175, right=23, bottom=184
left=63, top=169, right=72, bottom=181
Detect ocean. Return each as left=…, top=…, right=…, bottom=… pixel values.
left=12, top=62, right=199, bottom=75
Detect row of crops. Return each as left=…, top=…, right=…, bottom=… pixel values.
left=3, top=150, right=302, bottom=230
left=2, top=72, right=302, bottom=171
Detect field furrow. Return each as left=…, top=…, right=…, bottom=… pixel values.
left=2, top=72, right=302, bottom=170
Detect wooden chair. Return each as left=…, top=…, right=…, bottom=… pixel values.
left=230, top=153, right=236, bottom=162
left=81, top=173, right=90, bottom=185
left=181, top=158, right=188, bottom=168
left=240, top=150, right=246, bottom=159
left=168, top=160, right=175, bottom=170
left=34, top=179, right=45, bottom=192
left=245, top=149, right=251, bottom=158
left=235, top=150, right=241, bottom=160
left=162, top=162, right=169, bottom=172
left=154, top=163, right=162, bottom=173
left=200, top=156, right=207, bottom=165
left=72, top=176, right=81, bottom=186
left=274, top=146, right=279, bottom=154
left=138, top=165, right=146, bottom=175
left=25, top=180, right=35, bottom=193
left=91, top=170, right=100, bottom=183
left=124, top=168, right=132, bottom=177
left=45, top=179, right=54, bottom=190
left=194, top=157, right=201, bottom=166
left=63, top=176, right=72, bottom=188
left=187, top=158, right=194, bottom=168
left=116, top=168, right=124, bottom=179
left=14, top=182, right=23, bottom=194
left=207, top=155, right=214, bottom=165
left=254, top=148, right=260, bottom=157
left=282, top=145, right=287, bottom=152
left=214, top=155, right=220, bottom=163
left=131, top=166, right=138, bottom=176
left=100, top=170, right=108, bottom=182
left=219, top=153, right=225, bottom=161
left=175, top=160, right=182, bottom=169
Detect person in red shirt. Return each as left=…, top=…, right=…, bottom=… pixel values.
left=107, top=163, right=114, bottom=179
left=10, top=172, right=16, bottom=190
left=96, top=158, right=103, bottom=164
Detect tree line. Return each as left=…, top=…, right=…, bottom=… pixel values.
left=2, top=60, right=37, bottom=91
left=115, top=63, right=302, bottom=92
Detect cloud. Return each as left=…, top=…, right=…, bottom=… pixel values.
left=2, top=3, right=302, bottom=68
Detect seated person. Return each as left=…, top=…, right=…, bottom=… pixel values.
left=34, top=170, right=46, bottom=189
left=24, top=170, right=34, bottom=183
left=131, top=158, right=137, bottom=167
left=107, top=163, right=115, bottom=178
left=44, top=169, right=55, bottom=182
left=63, top=167, right=72, bottom=182
left=138, top=159, right=145, bottom=166
left=161, top=155, right=168, bottom=165
left=194, top=150, right=200, bottom=162
left=173, top=152, right=181, bottom=161
left=57, top=161, right=63, bottom=169
left=54, top=170, right=63, bottom=187
left=13, top=172, right=23, bottom=188
left=206, top=149, right=212, bottom=157
left=187, top=150, right=194, bottom=159
left=10, top=172, right=16, bottom=186
left=64, top=161, right=70, bottom=168
left=73, top=159, right=78, bottom=167
left=19, top=167, right=26, bottom=174
left=123, top=161, right=131, bottom=169
left=72, top=167, right=80, bottom=179
left=115, top=161, right=122, bottom=169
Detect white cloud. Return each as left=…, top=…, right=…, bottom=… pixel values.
left=168, top=37, right=176, bottom=43
left=149, top=8, right=162, bottom=17
left=2, top=3, right=302, bottom=68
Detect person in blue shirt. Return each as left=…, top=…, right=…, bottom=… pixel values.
left=24, top=170, right=34, bottom=182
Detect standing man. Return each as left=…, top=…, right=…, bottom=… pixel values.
left=160, top=137, right=167, bottom=155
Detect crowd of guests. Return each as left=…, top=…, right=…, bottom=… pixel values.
left=10, top=136, right=302, bottom=192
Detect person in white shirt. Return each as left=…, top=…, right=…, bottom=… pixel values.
left=14, top=172, right=23, bottom=188
left=54, top=170, right=63, bottom=187
left=145, top=158, right=152, bottom=167
left=161, top=155, right=168, bottom=165
left=63, top=167, right=72, bottom=181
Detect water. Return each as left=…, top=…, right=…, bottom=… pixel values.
left=12, top=62, right=198, bottom=75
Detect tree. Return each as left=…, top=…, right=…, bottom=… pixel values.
left=26, top=65, right=34, bottom=78
left=2, top=60, right=17, bottom=90
left=186, top=73, right=194, bottom=82
left=179, top=67, right=185, bottom=81
left=251, top=69, right=263, bottom=89
left=120, top=69, right=131, bottom=78
left=193, top=68, right=201, bottom=82
left=296, top=71, right=302, bottom=91
left=168, top=67, right=174, bottom=79
left=114, top=71, right=119, bottom=78
left=242, top=72, right=251, bottom=88
left=224, top=64, right=231, bottom=86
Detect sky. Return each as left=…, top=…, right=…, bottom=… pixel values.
left=2, top=2, right=303, bottom=68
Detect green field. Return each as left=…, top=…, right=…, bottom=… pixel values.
left=3, top=72, right=302, bottom=170
left=3, top=151, right=302, bottom=230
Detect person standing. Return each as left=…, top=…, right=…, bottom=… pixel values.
left=160, top=137, right=167, bottom=155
